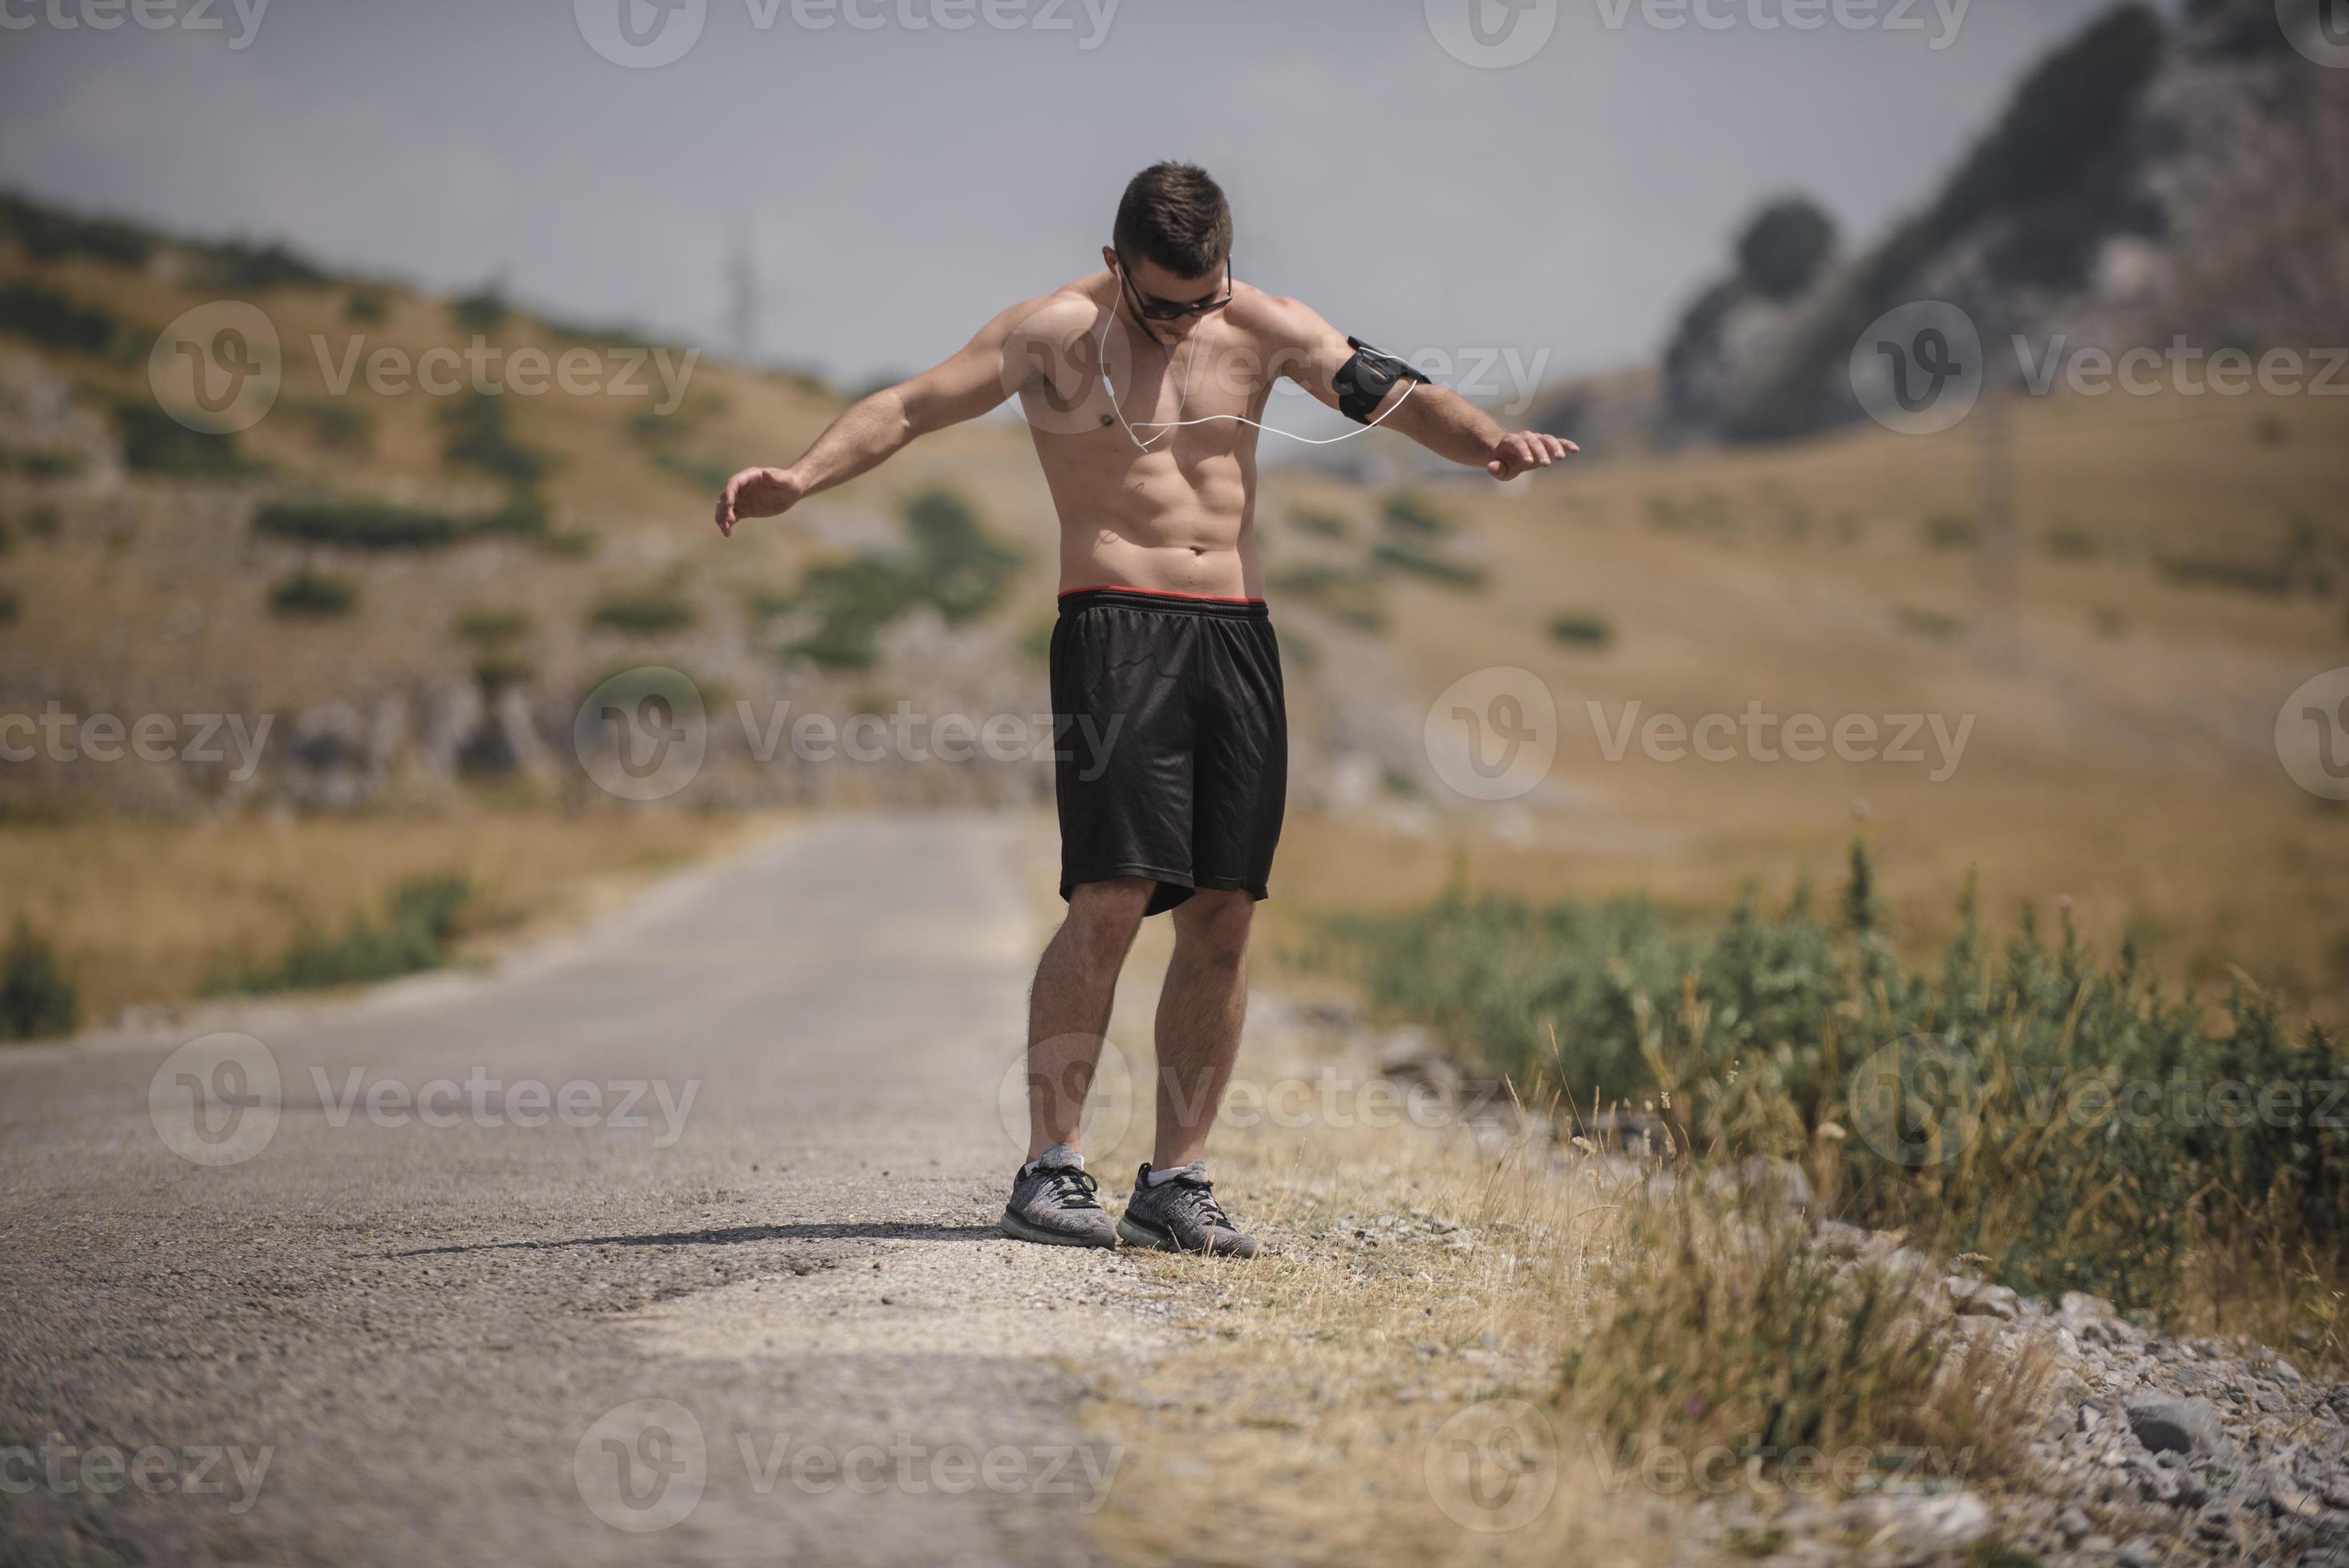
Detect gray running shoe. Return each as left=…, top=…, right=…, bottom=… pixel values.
left=1117, top=1162, right=1259, bottom=1258
left=999, top=1149, right=1116, bottom=1248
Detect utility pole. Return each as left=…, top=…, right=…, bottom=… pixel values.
left=723, top=220, right=760, bottom=367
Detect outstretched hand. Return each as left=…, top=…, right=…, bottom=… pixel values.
left=714, top=466, right=806, bottom=538
left=1487, top=431, right=1579, bottom=481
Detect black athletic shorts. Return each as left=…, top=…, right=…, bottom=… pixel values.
left=1050, top=586, right=1288, bottom=917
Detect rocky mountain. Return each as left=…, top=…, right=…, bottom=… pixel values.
left=1542, top=0, right=2349, bottom=449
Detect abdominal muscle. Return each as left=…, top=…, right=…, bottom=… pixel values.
left=1025, top=393, right=1267, bottom=601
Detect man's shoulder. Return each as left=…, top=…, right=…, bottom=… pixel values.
left=1225, top=282, right=1319, bottom=345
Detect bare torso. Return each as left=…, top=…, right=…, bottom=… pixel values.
left=1012, top=274, right=1282, bottom=599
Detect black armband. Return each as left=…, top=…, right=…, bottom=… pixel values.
left=1332, top=337, right=1431, bottom=424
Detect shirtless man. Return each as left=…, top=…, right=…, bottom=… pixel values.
left=715, top=163, right=1575, bottom=1255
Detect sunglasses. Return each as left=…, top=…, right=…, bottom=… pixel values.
left=1114, top=251, right=1235, bottom=322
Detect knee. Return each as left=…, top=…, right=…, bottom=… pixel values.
left=1063, top=878, right=1151, bottom=960
left=1174, top=891, right=1254, bottom=966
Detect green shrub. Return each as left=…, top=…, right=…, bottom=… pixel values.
left=26, top=506, right=60, bottom=539
left=1548, top=612, right=1613, bottom=649
left=267, top=569, right=358, bottom=618
left=1325, top=846, right=2349, bottom=1317
left=450, top=284, right=508, bottom=334
left=472, top=654, right=534, bottom=695
left=768, top=487, right=1022, bottom=670
left=1894, top=606, right=1965, bottom=642
left=1923, top=514, right=1979, bottom=551
left=190, top=238, right=330, bottom=292
left=590, top=587, right=698, bottom=636
left=0, top=284, right=124, bottom=355
left=1381, top=490, right=1453, bottom=538
left=0, top=190, right=158, bottom=266
left=115, top=402, right=253, bottom=478
left=345, top=286, right=390, bottom=322
left=456, top=607, right=533, bottom=643
left=296, top=401, right=374, bottom=455
left=1267, top=563, right=1386, bottom=631
left=0, top=447, right=86, bottom=478
left=203, top=877, right=471, bottom=997
left=1290, top=508, right=1351, bottom=540
left=1369, top=542, right=1487, bottom=590
left=2043, top=526, right=2099, bottom=561
left=255, top=499, right=467, bottom=550
left=438, top=393, right=549, bottom=488
left=0, top=920, right=81, bottom=1042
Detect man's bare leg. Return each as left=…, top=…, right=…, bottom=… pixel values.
left=1024, top=877, right=1152, bottom=1162
left=1150, top=890, right=1253, bottom=1169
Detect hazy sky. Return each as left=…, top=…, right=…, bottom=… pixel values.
left=1, top=0, right=2170, bottom=393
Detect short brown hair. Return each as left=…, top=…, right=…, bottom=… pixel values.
left=1113, top=163, right=1232, bottom=279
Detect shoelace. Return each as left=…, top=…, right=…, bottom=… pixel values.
left=1163, top=1174, right=1233, bottom=1233
left=1037, top=1166, right=1103, bottom=1211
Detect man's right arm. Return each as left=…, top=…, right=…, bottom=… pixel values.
left=715, top=300, right=1042, bottom=537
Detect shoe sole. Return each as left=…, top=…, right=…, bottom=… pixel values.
left=1117, top=1214, right=1258, bottom=1258
left=998, top=1208, right=1117, bottom=1249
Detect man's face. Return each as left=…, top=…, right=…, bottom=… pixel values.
left=1102, top=246, right=1231, bottom=342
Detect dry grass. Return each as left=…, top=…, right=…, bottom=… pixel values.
left=0, top=806, right=786, bottom=1026
left=1054, top=910, right=2047, bottom=1564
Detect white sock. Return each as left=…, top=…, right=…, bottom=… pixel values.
left=1146, top=1160, right=1204, bottom=1187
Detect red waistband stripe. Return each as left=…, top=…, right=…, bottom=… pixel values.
left=1057, top=584, right=1267, bottom=605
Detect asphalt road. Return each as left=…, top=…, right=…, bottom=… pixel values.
left=0, top=816, right=1170, bottom=1566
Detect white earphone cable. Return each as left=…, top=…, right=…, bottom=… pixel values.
left=1093, top=282, right=1422, bottom=451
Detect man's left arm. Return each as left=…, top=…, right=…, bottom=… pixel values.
left=1262, top=296, right=1577, bottom=479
